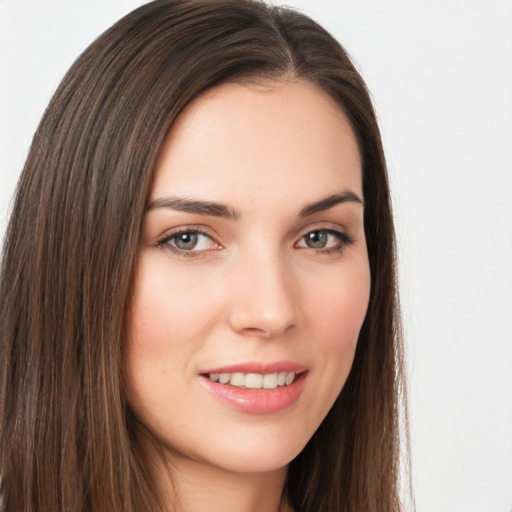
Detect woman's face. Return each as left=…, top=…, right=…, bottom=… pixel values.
left=125, top=80, right=370, bottom=475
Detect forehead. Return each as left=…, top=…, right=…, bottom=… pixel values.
left=152, top=79, right=362, bottom=208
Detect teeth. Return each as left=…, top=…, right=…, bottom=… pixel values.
left=245, top=373, right=263, bottom=389
left=285, top=372, right=295, bottom=386
left=263, top=373, right=278, bottom=389
left=207, top=371, right=297, bottom=389
left=230, top=372, right=245, bottom=386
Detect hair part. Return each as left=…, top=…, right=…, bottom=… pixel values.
left=0, top=1, right=409, bottom=511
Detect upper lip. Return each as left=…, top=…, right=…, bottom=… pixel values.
left=200, top=361, right=308, bottom=375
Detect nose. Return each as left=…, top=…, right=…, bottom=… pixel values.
left=227, top=250, right=300, bottom=338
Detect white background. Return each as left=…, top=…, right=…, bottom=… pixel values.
left=1, top=2, right=511, bottom=511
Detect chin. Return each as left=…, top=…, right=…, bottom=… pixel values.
left=201, top=444, right=303, bottom=475
left=157, top=422, right=313, bottom=476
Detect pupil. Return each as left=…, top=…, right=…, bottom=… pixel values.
left=175, top=232, right=198, bottom=250
left=307, top=231, right=327, bottom=248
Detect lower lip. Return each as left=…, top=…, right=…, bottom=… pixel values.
left=199, top=372, right=307, bottom=414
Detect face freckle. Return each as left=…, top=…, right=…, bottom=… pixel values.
left=125, top=79, right=371, bottom=476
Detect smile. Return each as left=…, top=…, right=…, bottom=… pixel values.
left=199, top=364, right=308, bottom=414
left=206, top=371, right=297, bottom=389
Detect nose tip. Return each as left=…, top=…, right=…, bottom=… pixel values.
left=228, top=261, right=299, bottom=338
left=230, top=306, right=298, bottom=339
left=233, top=310, right=297, bottom=338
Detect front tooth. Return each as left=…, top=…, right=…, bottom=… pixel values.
left=230, top=372, right=245, bottom=386
left=278, top=371, right=286, bottom=386
left=245, top=373, right=263, bottom=389
left=263, top=373, right=278, bottom=389
left=285, top=372, right=295, bottom=386
left=219, top=373, right=230, bottom=384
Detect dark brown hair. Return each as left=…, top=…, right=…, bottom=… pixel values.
left=0, top=1, right=409, bottom=511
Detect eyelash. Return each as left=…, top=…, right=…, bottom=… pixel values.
left=156, top=227, right=355, bottom=258
left=156, top=228, right=219, bottom=258
left=296, top=229, right=355, bottom=255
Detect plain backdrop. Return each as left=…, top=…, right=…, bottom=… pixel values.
left=1, top=1, right=511, bottom=511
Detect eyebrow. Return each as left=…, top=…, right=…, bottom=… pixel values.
left=146, top=189, right=363, bottom=219
left=299, top=190, right=364, bottom=217
left=147, top=196, right=239, bottom=219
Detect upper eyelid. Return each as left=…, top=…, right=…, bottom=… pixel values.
left=294, top=222, right=348, bottom=240
left=158, top=225, right=219, bottom=242
left=295, top=228, right=350, bottom=245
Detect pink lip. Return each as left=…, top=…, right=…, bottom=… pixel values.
left=200, top=360, right=308, bottom=374
left=199, top=362, right=308, bottom=414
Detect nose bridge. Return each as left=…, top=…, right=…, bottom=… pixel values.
left=228, top=240, right=298, bottom=337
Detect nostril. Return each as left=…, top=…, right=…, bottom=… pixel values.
left=241, top=327, right=270, bottom=337
left=241, top=324, right=296, bottom=338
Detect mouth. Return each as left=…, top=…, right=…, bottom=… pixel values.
left=203, top=371, right=302, bottom=389
left=199, top=363, right=308, bottom=414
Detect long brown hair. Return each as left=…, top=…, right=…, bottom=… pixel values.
left=0, top=1, right=409, bottom=510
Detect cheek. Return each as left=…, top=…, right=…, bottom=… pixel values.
left=310, top=261, right=371, bottom=352
left=127, top=256, right=220, bottom=359
left=294, top=260, right=370, bottom=437
left=124, top=257, right=219, bottom=421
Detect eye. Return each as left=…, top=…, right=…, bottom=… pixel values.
left=158, top=229, right=220, bottom=255
left=296, top=228, right=354, bottom=253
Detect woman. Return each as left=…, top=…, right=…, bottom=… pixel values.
left=0, top=1, right=408, bottom=511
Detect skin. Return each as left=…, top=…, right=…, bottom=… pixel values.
left=125, top=79, right=371, bottom=512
